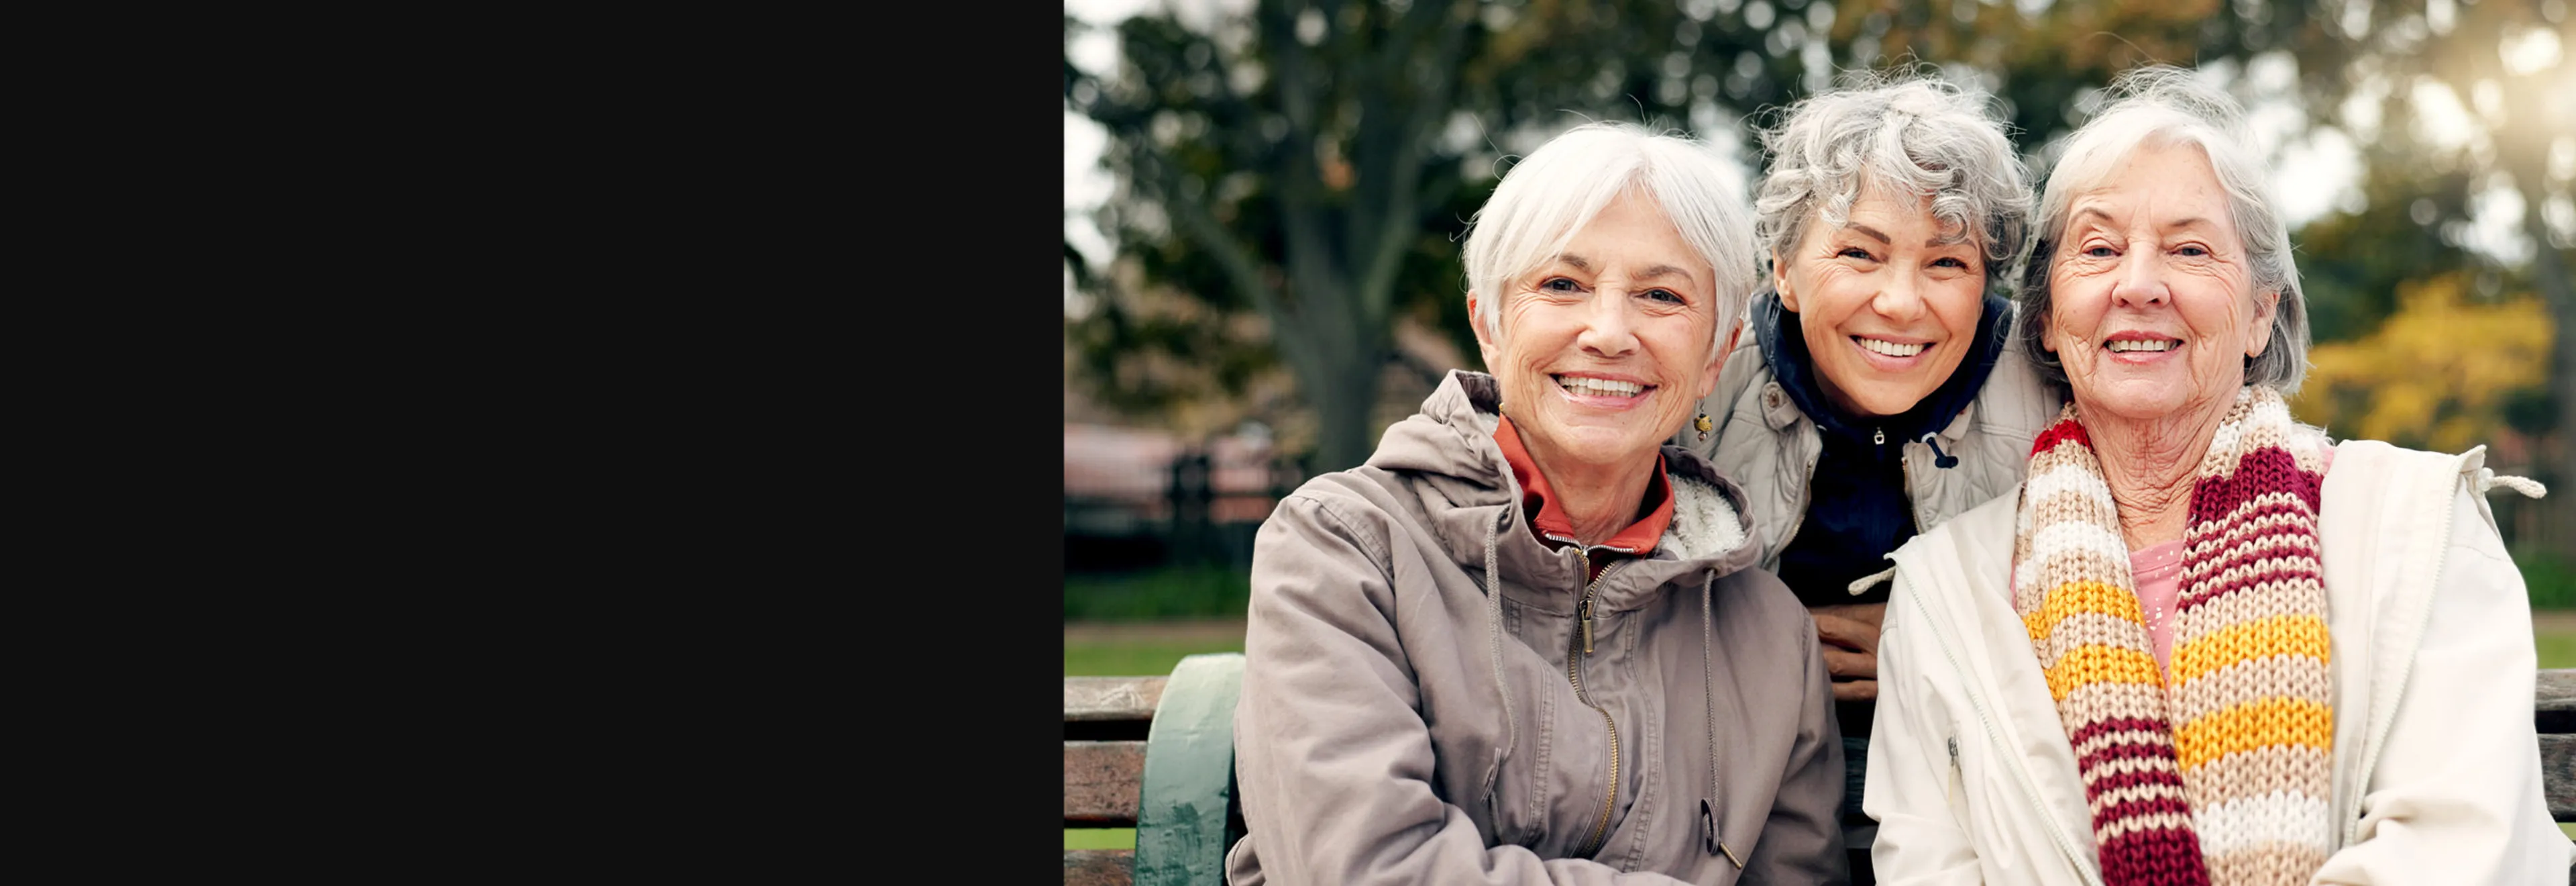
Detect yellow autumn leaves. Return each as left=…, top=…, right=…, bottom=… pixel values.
left=2290, top=272, right=2553, bottom=455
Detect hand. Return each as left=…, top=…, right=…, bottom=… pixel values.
left=1809, top=603, right=1886, bottom=702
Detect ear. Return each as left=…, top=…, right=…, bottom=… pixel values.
left=1697, top=320, right=1738, bottom=399
left=2244, top=287, right=2282, bottom=358
left=1468, top=293, right=1502, bottom=369
left=1771, top=254, right=1797, bottom=312
left=2039, top=311, right=2059, bottom=354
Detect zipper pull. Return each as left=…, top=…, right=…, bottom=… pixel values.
left=1579, top=597, right=1595, bottom=655
left=1873, top=427, right=1885, bottom=446
left=1700, top=799, right=1742, bottom=867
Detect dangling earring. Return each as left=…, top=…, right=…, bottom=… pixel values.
left=1695, top=411, right=1714, bottom=443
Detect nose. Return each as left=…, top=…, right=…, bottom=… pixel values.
left=2113, top=249, right=2168, bottom=306
left=1575, top=290, right=1640, bottom=357
left=1870, top=270, right=1929, bottom=322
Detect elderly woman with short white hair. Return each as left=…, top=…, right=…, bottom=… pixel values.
left=1865, top=65, right=2570, bottom=885
left=1230, top=121, right=1847, bottom=885
left=1681, top=72, right=2062, bottom=883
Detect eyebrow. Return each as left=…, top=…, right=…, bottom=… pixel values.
left=1841, top=224, right=1892, bottom=246
left=2071, top=205, right=2217, bottom=232
left=1547, top=254, right=1697, bottom=284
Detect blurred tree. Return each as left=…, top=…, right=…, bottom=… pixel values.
left=2292, top=270, right=2553, bottom=454
left=1065, top=0, right=2566, bottom=483
left=2259, top=0, right=2573, bottom=548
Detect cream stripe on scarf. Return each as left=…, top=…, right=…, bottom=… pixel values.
left=2010, top=387, right=2332, bottom=886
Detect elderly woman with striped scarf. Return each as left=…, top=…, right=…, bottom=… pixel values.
left=1862, top=66, right=2571, bottom=885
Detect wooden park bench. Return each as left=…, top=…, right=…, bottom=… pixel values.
left=1065, top=659, right=2576, bottom=886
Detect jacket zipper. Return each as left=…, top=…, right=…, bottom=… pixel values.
left=1568, top=551, right=1625, bottom=859
left=1900, top=570, right=2104, bottom=886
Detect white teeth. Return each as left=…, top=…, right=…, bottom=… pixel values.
left=1556, top=376, right=1644, bottom=397
left=1856, top=338, right=1927, bottom=357
left=2106, top=339, right=2178, bottom=352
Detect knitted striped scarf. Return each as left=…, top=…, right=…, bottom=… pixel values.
left=2012, top=386, right=2332, bottom=886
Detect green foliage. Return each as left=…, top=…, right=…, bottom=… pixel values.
left=2522, top=548, right=2576, bottom=612
left=1063, top=638, right=1248, bottom=678
left=1064, top=564, right=1253, bottom=621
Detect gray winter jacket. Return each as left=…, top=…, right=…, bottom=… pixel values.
left=1227, top=371, right=1849, bottom=886
left=1682, top=312, right=2064, bottom=581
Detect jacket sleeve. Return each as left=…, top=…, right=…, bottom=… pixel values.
left=1862, top=574, right=1988, bottom=886
left=1231, top=493, right=1696, bottom=886
left=2310, top=482, right=2576, bottom=884
left=1741, top=605, right=1853, bottom=885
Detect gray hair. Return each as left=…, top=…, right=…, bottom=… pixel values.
left=1461, top=121, right=1758, bottom=359
left=2014, top=64, right=2311, bottom=395
left=1752, top=71, right=2031, bottom=291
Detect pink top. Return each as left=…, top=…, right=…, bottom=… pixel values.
left=2127, top=446, right=2332, bottom=676
left=2131, top=540, right=2186, bottom=673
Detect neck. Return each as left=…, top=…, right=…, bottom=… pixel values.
left=2083, top=401, right=2231, bottom=550
left=1527, top=450, right=1658, bottom=546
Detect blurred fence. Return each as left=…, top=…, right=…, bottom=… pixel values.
left=1065, top=424, right=1307, bottom=572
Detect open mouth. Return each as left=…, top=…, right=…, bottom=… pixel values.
left=1554, top=375, right=1649, bottom=397
left=2104, top=338, right=2181, bottom=353
left=1854, top=336, right=1927, bottom=358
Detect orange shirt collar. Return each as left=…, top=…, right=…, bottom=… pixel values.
left=1493, top=415, right=1673, bottom=556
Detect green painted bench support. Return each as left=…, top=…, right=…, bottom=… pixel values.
left=1063, top=654, right=1246, bottom=886
left=1068, top=665, right=2574, bottom=884
left=1134, top=654, right=1246, bottom=886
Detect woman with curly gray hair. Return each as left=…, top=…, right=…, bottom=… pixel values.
left=1676, top=70, right=2064, bottom=883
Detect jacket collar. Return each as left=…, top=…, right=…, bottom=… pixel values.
left=1753, top=288, right=2012, bottom=444
left=1368, top=370, right=1761, bottom=610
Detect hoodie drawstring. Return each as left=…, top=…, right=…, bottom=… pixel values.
left=1917, top=432, right=1960, bottom=469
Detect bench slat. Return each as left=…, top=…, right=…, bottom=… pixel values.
left=2536, top=670, right=2575, bottom=734
left=1069, top=676, right=1166, bottom=722
left=1065, top=849, right=1134, bottom=886
left=2543, top=734, right=2576, bottom=822
left=1067, top=740, right=1148, bottom=826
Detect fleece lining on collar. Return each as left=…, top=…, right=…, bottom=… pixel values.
left=1368, top=371, right=1756, bottom=597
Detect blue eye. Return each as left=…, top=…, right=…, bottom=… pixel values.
left=1645, top=289, right=1683, bottom=303
left=1838, top=247, right=1874, bottom=260
left=2176, top=245, right=2209, bottom=257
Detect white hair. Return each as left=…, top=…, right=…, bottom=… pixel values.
left=1752, top=71, right=2031, bottom=289
left=2014, top=64, right=2312, bottom=395
left=1460, top=121, right=1757, bottom=358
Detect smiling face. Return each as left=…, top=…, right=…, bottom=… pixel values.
left=2042, top=141, right=2277, bottom=426
left=1470, top=190, right=1723, bottom=476
left=1774, top=187, right=1989, bottom=419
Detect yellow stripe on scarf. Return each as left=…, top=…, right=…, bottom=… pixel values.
left=2023, top=580, right=2143, bottom=641
left=2041, top=644, right=2165, bottom=701
left=2171, top=613, right=2330, bottom=685
left=2173, top=697, right=2334, bottom=771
